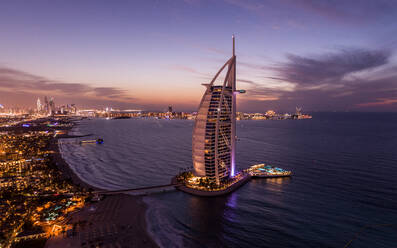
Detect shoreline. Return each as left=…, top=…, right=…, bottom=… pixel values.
left=46, top=120, right=159, bottom=248
left=51, top=135, right=102, bottom=191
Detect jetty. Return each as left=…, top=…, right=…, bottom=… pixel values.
left=93, top=183, right=181, bottom=196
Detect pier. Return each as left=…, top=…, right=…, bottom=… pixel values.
left=93, top=183, right=182, bottom=196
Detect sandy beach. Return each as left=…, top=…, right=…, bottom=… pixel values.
left=45, top=194, right=158, bottom=248
left=46, top=123, right=159, bottom=248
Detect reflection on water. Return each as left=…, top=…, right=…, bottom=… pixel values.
left=267, top=177, right=291, bottom=185
left=251, top=177, right=291, bottom=186
left=187, top=196, right=229, bottom=246
left=60, top=114, right=397, bottom=248
left=226, top=192, right=237, bottom=209
left=251, top=177, right=291, bottom=193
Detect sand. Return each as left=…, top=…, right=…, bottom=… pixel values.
left=45, top=194, right=158, bottom=248
left=45, top=124, right=159, bottom=248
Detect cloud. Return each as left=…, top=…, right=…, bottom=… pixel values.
left=239, top=61, right=271, bottom=71
left=291, top=0, right=397, bottom=23
left=92, top=87, right=128, bottom=98
left=169, top=65, right=200, bottom=74
left=224, top=0, right=397, bottom=25
left=356, top=98, right=397, bottom=107
left=237, top=79, right=258, bottom=85
left=223, top=0, right=265, bottom=11
left=0, top=67, right=136, bottom=108
left=274, top=48, right=391, bottom=86
left=240, top=48, right=397, bottom=112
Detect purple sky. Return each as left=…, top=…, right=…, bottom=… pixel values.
left=0, top=0, right=396, bottom=112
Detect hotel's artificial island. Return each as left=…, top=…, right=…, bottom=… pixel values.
left=175, top=37, right=291, bottom=196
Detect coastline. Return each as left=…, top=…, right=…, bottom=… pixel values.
left=50, top=135, right=101, bottom=191
left=46, top=120, right=159, bottom=248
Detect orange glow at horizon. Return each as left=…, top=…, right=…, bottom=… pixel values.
left=356, top=98, right=397, bottom=107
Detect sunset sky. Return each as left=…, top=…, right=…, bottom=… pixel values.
left=1, top=0, right=397, bottom=112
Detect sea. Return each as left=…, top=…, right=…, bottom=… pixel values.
left=59, top=112, right=397, bottom=248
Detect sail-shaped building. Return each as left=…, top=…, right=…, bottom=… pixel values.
left=192, top=36, right=242, bottom=185
left=177, top=38, right=289, bottom=195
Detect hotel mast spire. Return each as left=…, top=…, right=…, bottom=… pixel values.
left=232, top=35, right=235, bottom=56
left=231, top=35, right=236, bottom=177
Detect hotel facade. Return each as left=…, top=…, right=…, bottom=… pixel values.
left=192, top=37, right=240, bottom=185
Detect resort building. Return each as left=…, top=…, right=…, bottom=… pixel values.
left=192, top=36, right=241, bottom=185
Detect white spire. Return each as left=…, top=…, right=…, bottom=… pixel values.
left=232, top=34, right=235, bottom=56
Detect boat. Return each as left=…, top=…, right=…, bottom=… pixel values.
left=246, top=164, right=292, bottom=178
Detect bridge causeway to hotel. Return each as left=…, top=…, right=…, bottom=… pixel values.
left=93, top=183, right=182, bottom=196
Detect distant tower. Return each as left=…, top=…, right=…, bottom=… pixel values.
left=192, top=35, right=243, bottom=185
left=296, top=107, right=302, bottom=116
left=49, top=97, right=56, bottom=115
left=71, top=104, right=77, bottom=114
left=168, top=105, right=173, bottom=113
left=44, top=96, right=49, bottom=115
left=36, top=98, right=42, bottom=112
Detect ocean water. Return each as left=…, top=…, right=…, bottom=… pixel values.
left=59, top=113, right=397, bottom=248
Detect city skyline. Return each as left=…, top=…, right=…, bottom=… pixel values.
left=1, top=0, right=397, bottom=112
left=1, top=2, right=397, bottom=247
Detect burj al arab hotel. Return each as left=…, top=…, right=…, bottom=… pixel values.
left=192, top=36, right=245, bottom=186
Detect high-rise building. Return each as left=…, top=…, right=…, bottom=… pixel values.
left=71, top=104, right=77, bottom=114
left=44, top=96, right=49, bottom=115
left=192, top=36, right=242, bottom=185
left=49, top=97, right=56, bottom=115
left=295, top=107, right=302, bottom=116
left=168, top=105, right=173, bottom=113
left=36, top=98, right=42, bottom=112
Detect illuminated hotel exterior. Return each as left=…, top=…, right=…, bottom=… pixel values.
left=192, top=36, right=241, bottom=185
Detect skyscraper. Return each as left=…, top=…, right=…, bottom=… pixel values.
left=36, top=98, right=42, bottom=112
left=49, top=97, right=56, bottom=115
left=192, top=36, right=239, bottom=185
left=44, top=96, right=49, bottom=115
